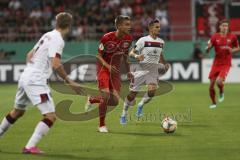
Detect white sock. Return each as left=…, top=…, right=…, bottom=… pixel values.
left=121, top=97, right=134, bottom=117
left=25, top=121, right=50, bottom=148
left=122, top=102, right=130, bottom=117
left=138, top=93, right=151, bottom=106
left=0, top=117, right=12, bottom=136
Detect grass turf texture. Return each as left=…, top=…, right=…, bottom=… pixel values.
left=0, top=83, right=240, bottom=160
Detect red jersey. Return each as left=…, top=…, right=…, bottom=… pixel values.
left=97, top=31, right=133, bottom=74
left=210, top=33, right=239, bottom=66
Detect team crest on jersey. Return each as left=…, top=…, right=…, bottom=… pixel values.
left=227, top=39, right=231, bottom=44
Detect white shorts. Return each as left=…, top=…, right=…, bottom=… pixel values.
left=129, top=71, right=158, bottom=92
left=14, top=80, right=55, bottom=115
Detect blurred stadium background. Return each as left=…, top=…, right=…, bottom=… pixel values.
left=0, top=0, right=240, bottom=83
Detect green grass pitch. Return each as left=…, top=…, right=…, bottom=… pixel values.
left=0, top=83, right=240, bottom=160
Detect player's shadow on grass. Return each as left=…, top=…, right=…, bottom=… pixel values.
left=180, top=124, right=211, bottom=128
left=0, top=150, right=108, bottom=160
left=41, top=153, right=108, bottom=160
left=109, top=131, right=182, bottom=137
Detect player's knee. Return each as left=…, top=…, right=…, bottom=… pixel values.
left=209, top=83, right=215, bottom=90
left=216, top=78, right=223, bottom=85
left=127, top=92, right=137, bottom=101
left=102, top=92, right=110, bottom=101
left=209, top=87, right=214, bottom=91
left=108, top=96, right=119, bottom=106
left=109, top=100, right=119, bottom=106
left=10, top=109, right=25, bottom=119
left=147, top=90, right=156, bottom=97
left=44, top=113, right=56, bottom=124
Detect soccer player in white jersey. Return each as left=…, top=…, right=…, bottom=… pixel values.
left=120, top=19, right=170, bottom=124
left=0, top=12, right=83, bottom=154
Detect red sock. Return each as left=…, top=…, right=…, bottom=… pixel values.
left=99, top=100, right=107, bottom=127
left=89, top=96, right=102, bottom=104
left=217, top=83, right=224, bottom=94
left=209, top=88, right=216, bottom=104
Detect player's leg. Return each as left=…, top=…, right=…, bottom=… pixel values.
left=85, top=71, right=108, bottom=111
left=23, top=93, right=56, bottom=154
left=21, top=83, right=56, bottom=154
left=0, top=84, right=28, bottom=137
left=208, top=66, right=219, bottom=108
left=136, top=83, right=157, bottom=118
left=120, top=91, right=138, bottom=125
left=85, top=95, right=102, bottom=112
left=216, top=77, right=225, bottom=102
left=0, top=109, right=25, bottom=137
left=98, top=88, right=110, bottom=133
left=107, top=74, right=121, bottom=106
left=216, top=66, right=230, bottom=103
left=209, top=79, right=217, bottom=108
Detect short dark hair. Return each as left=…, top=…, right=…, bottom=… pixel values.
left=219, top=19, right=229, bottom=26
left=55, top=12, right=73, bottom=29
left=148, top=19, right=160, bottom=27
left=115, top=15, right=131, bottom=28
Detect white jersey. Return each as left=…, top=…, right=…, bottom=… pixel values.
left=135, top=35, right=164, bottom=64
left=21, top=29, right=64, bottom=84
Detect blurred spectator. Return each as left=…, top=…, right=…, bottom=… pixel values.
left=120, top=1, right=132, bottom=16
left=0, top=0, right=170, bottom=41
left=192, top=42, right=204, bottom=60
left=29, top=8, right=42, bottom=18
left=8, top=0, right=21, bottom=10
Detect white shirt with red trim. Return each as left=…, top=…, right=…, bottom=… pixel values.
left=135, top=35, right=164, bottom=64
left=22, top=29, right=64, bottom=84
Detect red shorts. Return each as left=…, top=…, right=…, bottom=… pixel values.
left=97, top=70, right=121, bottom=92
left=208, top=65, right=230, bottom=80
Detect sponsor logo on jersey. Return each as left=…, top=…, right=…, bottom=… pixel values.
left=98, top=43, right=104, bottom=51
left=144, top=41, right=163, bottom=48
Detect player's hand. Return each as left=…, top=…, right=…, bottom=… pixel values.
left=135, top=55, right=144, bottom=61
left=225, top=46, right=232, bottom=53
left=110, top=65, right=120, bottom=74
left=205, top=46, right=211, bottom=54
left=103, top=63, right=119, bottom=74
left=164, top=63, right=170, bottom=71
left=127, top=72, right=134, bottom=82
left=68, top=80, right=86, bottom=95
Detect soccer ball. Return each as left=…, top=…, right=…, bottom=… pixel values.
left=161, top=117, right=177, bottom=133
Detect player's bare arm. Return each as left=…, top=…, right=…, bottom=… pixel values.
left=96, top=53, right=119, bottom=73
left=26, top=49, right=34, bottom=63
left=204, top=40, right=213, bottom=56
left=123, top=54, right=133, bottom=81
left=230, top=47, right=240, bottom=54
left=159, top=53, right=170, bottom=71
left=129, top=48, right=144, bottom=61
left=51, top=57, right=84, bottom=94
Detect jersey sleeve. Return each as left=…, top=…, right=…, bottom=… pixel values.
left=232, top=34, right=239, bottom=48
left=48, top=38, right=64, bottom=59
left=98, top=35, right=108, bottom=55
left=134, top=38, right=144, bottom=53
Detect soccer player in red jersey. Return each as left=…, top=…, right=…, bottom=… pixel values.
left=85, top=15, right=133, bottom=132
left=205, top=19, right=240, bottom=109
